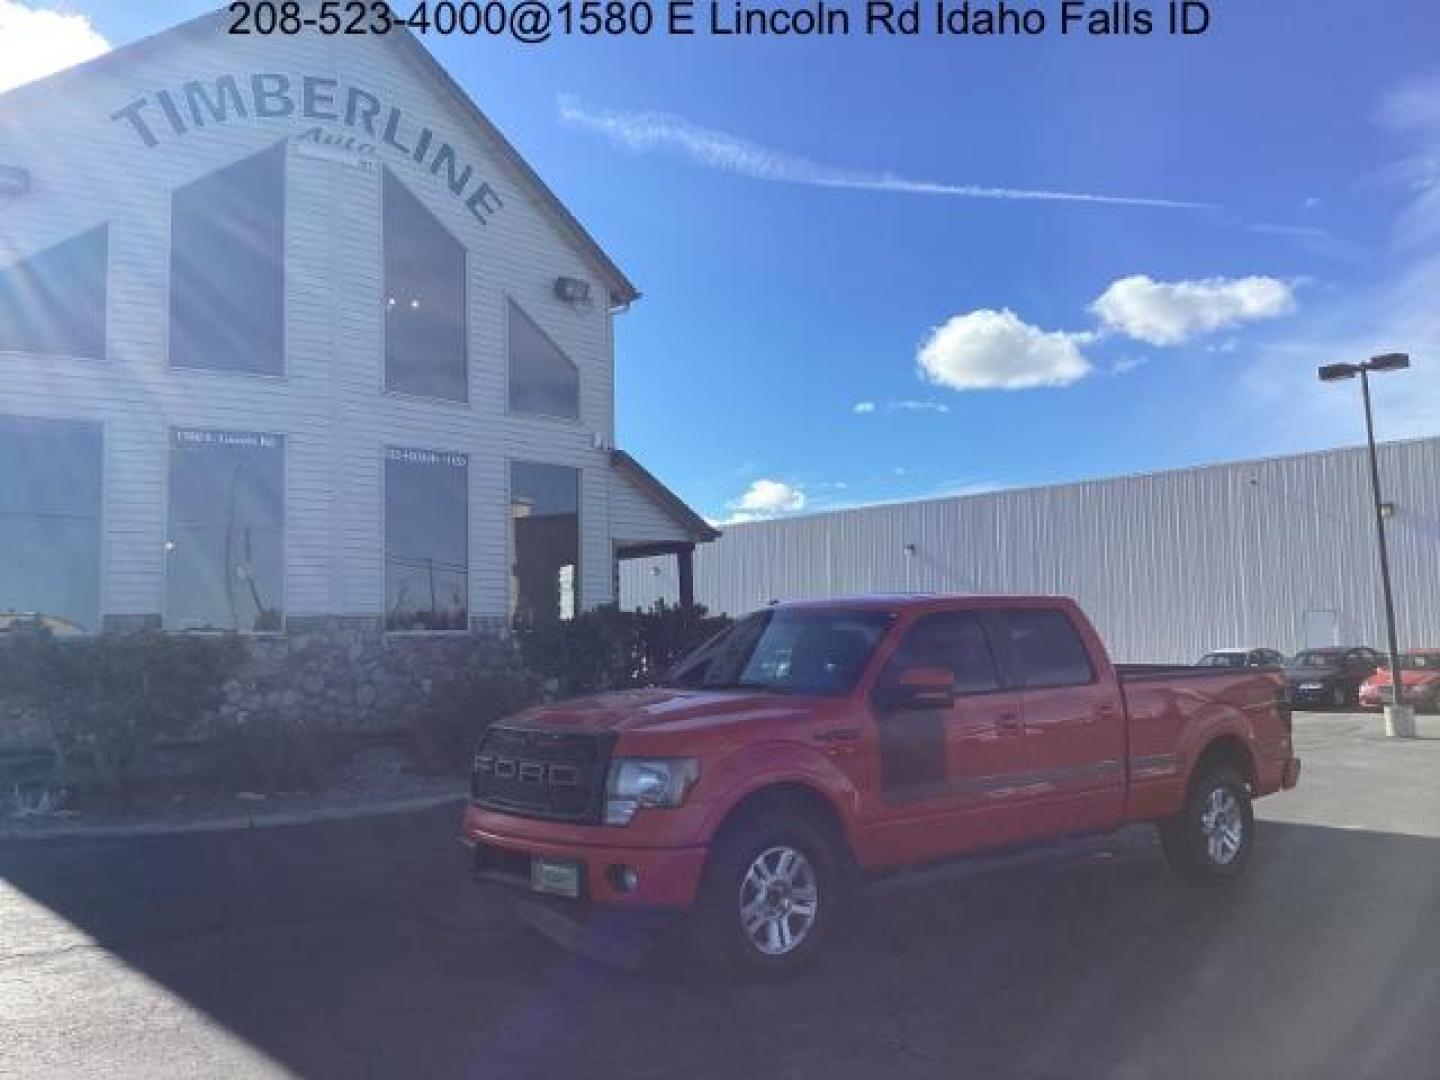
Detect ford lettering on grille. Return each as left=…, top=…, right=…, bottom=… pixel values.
left=471, top=727, right=611, bottom=823
left=473, top=755, right=580, bottom=787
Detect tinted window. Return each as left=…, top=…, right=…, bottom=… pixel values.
left=171, top=144, right=285, bottom=375
left=384, top=170, right=466, bottom=400
left=511, top=462, right=579, bottom=626
left=165, top=429, right=284, bottom=631
left=671, top=608, right=891, bottom=696
left=1197, top=652, right=1244, bottom=668
left=508, top=300, right=579, bottom=419
left=881, top=612, right=1000, bottom=695
left=0, top=226, right=107, bottom=359
left=385, top=448, right=468, bottom=631
left=999, top=609, right=1095, bottom=689
left=0, top=416, right=102, bottom=632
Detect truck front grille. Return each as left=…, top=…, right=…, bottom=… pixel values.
left=471, top=726, right=613, bottom=824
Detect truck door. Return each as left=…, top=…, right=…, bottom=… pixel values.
left=991, top=608, right=1127, bottom=837
left=869, top=610, right=1032, bottom=861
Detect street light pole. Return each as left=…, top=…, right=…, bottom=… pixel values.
left=1358, top=367, right=1406, bottom=717
left=1318, top=352, right=1414, bottom=738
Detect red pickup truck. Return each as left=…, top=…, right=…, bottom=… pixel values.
left=462, top=595, right=1299, bottom=976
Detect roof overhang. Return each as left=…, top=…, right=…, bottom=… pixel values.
left=611, top=450, right=720, bottom=546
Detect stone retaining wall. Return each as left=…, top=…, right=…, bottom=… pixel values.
left=0, top=616, right=523, bottom=754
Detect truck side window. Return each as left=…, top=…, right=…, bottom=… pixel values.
left=999, top=609, right=1095, bottom=689
left=879, top=612, right=1000, bottom=696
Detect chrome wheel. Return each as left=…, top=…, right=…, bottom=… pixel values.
left=739, top=845, right=819, bottom=957
left=1201, top=787, right=1245, bottom=866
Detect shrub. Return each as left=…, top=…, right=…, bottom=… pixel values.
left=514, top=601, right=732, bottom=697
left=400, top=655, right=538, bottom=775
left=0, top=623, right=245, bottom=796
left=209, top=713, right=334, bottom=793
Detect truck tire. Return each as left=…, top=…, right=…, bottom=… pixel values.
left=1159, top=766, right=1254, bottom=885
left=691, top=802, right=840, bottom=979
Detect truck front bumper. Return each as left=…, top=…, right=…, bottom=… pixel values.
left=459, top=801, right=709, bottom=909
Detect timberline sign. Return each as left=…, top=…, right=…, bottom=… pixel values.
left=110, top=73, right=504, bottom=225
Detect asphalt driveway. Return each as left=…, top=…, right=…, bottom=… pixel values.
left=2, top=713, right=1437, bottom=1080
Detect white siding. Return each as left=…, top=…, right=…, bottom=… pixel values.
left=0, top=23, right=642, bottom=623
left=621, top=439, right=1440, bottom=663
left=609, top=468, right=696, bottom=548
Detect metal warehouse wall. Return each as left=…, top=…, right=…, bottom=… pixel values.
left=620, top=437, right=1440, bottom=664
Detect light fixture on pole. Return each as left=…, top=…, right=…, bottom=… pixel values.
left=1317, top=352, right=1415, bottom=738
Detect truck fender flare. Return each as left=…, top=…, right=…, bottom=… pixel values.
left=1181, top=724, right=1259, bottom=791
left=697, top=742, right=860, bottom=851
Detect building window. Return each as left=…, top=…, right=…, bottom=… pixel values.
left=171, top=144, right=285, bottom=375
left=0, top=225, right=107, bottom=359
left=0, top=416, right=102, bottom=633
left=165, top=429, right=284, bottom=631
left=385, top=448, right=468, bottom=631
left=511, top=462, right=579, bottom=626
left=508, top=300, right=579, bottom=419
left=384, top=169, right=467, bottom=401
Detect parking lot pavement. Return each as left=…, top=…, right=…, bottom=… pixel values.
left=2, top=713, right=1437, bottom=1080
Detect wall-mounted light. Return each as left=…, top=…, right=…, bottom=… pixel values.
left=903, top=542, right=917, bottom=556
left=554, top=276, right=592, bottom=305
left=1380, top=501, right=1397, bottom=519
left=0, top=166, right=30, bottom=198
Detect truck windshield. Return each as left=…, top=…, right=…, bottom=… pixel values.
left=664, top=608, right=892, bottom=695
left=1293, top=651, right=1342, bottom=667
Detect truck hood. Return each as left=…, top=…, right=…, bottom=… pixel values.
left=500, top=687, right=824, bottom=736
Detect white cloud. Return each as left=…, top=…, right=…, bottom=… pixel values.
left=1091, top=275, right=1297, bottom=346
left=891, top=399, right=950, bottom=414
left=917, top=308, right=1093, bottom=392
left=727, top=479, right=806, bottom=522
left=558, top=94, right=1211, bottom=211
left=855, top=399, right=951, bottom=414
left=0, top=2, right=109, bottom=95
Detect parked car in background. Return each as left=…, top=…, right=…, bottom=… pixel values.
left=1360, top=651, right=1440, bottom=712
left=462, top=594, right=1299, bottom=977
left=1197, top=648, right=1287, bottom=669
left=1286, top=647, right=1382, bottom=709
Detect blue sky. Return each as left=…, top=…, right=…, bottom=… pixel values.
left=6, top=0, right=1439, bottom=522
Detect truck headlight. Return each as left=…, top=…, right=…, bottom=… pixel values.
left=604, top=758, right=700, bottom=826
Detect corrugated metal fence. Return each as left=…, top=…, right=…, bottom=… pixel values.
left=620, top=438, right=1440, bottom=664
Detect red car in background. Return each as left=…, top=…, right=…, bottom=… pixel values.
left=1360, top=651, right=1440, bottom=712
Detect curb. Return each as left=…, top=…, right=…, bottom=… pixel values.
left=0, top=791, right=466, bottom=842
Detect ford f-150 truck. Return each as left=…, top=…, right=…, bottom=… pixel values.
left=461, top=595, right=1300, bottom=976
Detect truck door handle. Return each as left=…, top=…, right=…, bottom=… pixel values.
left=997, top=713, right=1022, bottom=732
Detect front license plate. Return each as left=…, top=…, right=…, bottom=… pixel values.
left=1299, top=683, right=1322, bottom=691
left=530, top=857, right=581, bottom=898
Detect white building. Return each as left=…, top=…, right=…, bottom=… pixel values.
left=0, top=8, right=716, bottom=639
left=621, top=438, right=1440, bottom=664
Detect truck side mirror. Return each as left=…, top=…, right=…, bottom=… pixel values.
left=877, top=668, right=955, bottom=711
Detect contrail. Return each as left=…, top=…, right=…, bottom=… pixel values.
left=558, top=94, right=1213, bottom=210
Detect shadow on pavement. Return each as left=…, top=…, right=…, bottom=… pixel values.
left=2, top=807, right=1438, bottom=1079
